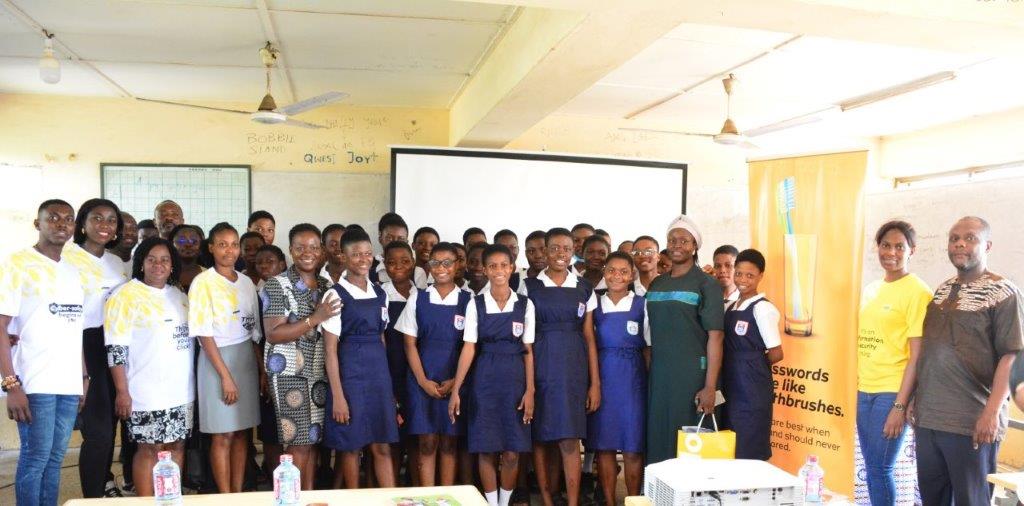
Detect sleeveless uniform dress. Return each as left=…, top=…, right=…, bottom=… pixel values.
left=382, top=283, right=410, bottom=434
left=523, top=275, right=594, bottom=442
left=466, top=294, right=532, bottom=453
left=404, top=288, right=470, bottom=436
left=722, top=297, right=774, bottom=460
left=586, top=294, right=647, bottom=453
left=323, top=283, right=399, bottom=450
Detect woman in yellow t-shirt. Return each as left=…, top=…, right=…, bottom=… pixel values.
left=857, top=221, right=932, bottom=505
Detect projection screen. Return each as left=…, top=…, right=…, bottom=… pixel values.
left=391, top=147, right=687, bottom=262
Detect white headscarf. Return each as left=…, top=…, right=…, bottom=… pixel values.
left=667, top=214, right=702, bottom=250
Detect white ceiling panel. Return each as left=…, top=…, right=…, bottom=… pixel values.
left=288, top=67, right=465, bottom=108
left=0, top=56, right=121, bottom=96
left=0, top=0, right=512, bottom=107
left=267, top=0, right=513, bottom=22
left=272, top=9, right=501, bottom=73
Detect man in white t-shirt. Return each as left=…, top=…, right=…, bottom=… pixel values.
left=0, top=199, right=87, bottom=506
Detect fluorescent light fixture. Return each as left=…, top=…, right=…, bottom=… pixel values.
left=39, top=32, right=60, bottom=84
left=839, top=71, right=956, bottom=112
left=743, top=107, right=838, bottom=137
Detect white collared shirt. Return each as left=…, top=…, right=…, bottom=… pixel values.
left=320, top=275, right=389, bottom=337
left=320, top=264, right=344, bottom=285
left=723, top=287, right=740, bottom=308
left=599, top=292, right=651, bottom=346
left=726, top=293, right=782, bottom=348
left=632, top=278, right=648, bottom=297
left=463, top=289, right=535, bottom=344
left=375, top=255, right=428, bottom=289
left=517, top=270, right=598, bottom=313
left=381, top=281, right=409, bottom=303
left=393, top=284, right=463, bottom=337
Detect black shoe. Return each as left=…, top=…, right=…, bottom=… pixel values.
left=510, top=487, right=530, bottom=506
left=103, top=481, right=124, bottom=498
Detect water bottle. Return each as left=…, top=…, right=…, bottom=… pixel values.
left=152, top=451, right=182, bottom=505
left=798, top=454, right=825, bottom=504
left=273, top=454, right=301, bottom=506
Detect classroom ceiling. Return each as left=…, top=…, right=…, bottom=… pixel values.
left=559, top=22, right=1024, bottom=140
left=0, top=0, right=516, bottom=108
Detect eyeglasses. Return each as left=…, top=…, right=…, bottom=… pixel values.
left=175, top=238, right=199, bottom=246
left=428, top=259, right=455, bottom=268
left=631, top=249, right=656, bottom=257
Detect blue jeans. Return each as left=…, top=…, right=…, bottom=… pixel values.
left=16, top=394, right=80, bottom=506
left=856, top=391, right=906, bottom=506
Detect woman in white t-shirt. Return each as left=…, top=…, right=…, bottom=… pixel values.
left=63, top=198, right=129, bottom=498
left=104, top=237, right=195, bottom=498
left=188, top=223, right=262, bottom=493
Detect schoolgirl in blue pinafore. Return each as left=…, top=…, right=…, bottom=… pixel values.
left=323, top=279, right=399, bottom=451
left=521, top=272, right=595, bottom=441
left=466, top=292, right=533, bottom=453
left=722, top=296, right=775, bottom=460
left=381, top=281, right=410, bottom=432
left=586, top=292, right=648, bottom=453
left=402, top=287, right=471, bottom=436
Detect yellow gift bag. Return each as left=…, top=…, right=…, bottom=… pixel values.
left=676, top=413, right=736, bottom=459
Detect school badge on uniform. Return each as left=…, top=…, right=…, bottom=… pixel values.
left=382, top=307, right=389, bottom=323
left=454, top=315, right=465, bottom=331
left=734, top=320, right=748, bottom=336
left=512, top=322, right=524, bottom=337
left=626, top=321, right=639, bottom=336
left=577, top=302, right=585, bottom=318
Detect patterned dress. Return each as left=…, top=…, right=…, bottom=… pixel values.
left=260, top=266, right=331, bottom=446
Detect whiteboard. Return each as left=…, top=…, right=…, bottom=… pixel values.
left=102, top=164, right=251, bottom=235
left=392, top=147, right=686, bottom=258
left=862, top=176, right=1024, bottom=290
left=252, top=171, right=389, bottom=250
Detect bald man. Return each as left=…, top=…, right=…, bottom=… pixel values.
left=154, top=200, right=184, bottom=239
left=913, top=216, right=1022, bottom=505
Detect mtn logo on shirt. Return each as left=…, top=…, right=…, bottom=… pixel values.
left=48, top=303, right=83, bottom=323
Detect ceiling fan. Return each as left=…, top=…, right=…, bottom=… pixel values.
left=138, top=42, right=347, bottom=129
left=621, top=74, right=761, bottom=149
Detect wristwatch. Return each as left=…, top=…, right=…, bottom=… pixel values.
left=892, top=402, right=906, bottom=411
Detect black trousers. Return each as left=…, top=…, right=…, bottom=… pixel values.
left=916, top=426, right=999, bottom=505
left=79, top=327, right=117, bottom=497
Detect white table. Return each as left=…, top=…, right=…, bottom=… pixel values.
left=64, top=485, right=487, bottom=505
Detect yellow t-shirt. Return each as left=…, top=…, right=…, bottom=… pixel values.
left=857, top=273, right=932, bottom=393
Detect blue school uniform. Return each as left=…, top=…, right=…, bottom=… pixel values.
left=586, top=293, right=647, bottom=453
left=522, top=272, right=595, bottom=442
left=323, top=281, right=399, bottom=451
left=402, top=288, right=471, bottom=436
left=722, top=297, right=775, bottom=460
left=382, top=282, right=410, bottom=433
left=466, top=293, right=533, bottom=453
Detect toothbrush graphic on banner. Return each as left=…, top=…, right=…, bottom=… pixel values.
left=777, top=177, right=816, bottom=336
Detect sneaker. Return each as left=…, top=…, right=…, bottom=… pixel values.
left=121, top=482, right=137, bottom=496
left=103, top=481, right=124, bottom=498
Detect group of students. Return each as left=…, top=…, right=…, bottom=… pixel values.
left=4, top=196, right=1019, bottom=506
left=1, top=197, right=789, bottom=506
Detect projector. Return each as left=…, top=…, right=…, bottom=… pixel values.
left=644, top=457, right=804, bottom=505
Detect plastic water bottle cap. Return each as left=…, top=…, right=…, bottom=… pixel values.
left=808, top=455, right=818, bottom=463
left=280, top=454, right=293, bottom=463
left=157, top=451, right=172, bottom=461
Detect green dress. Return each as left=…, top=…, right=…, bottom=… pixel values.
left=645, top=266, right=724, bottom=464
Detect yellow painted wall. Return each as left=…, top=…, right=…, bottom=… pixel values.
left=0, top=93, right=448, bottom=258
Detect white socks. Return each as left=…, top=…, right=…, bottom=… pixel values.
left=499, top=488, right=513, bottom=506
left=485, top=490, right=498, bottom=506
